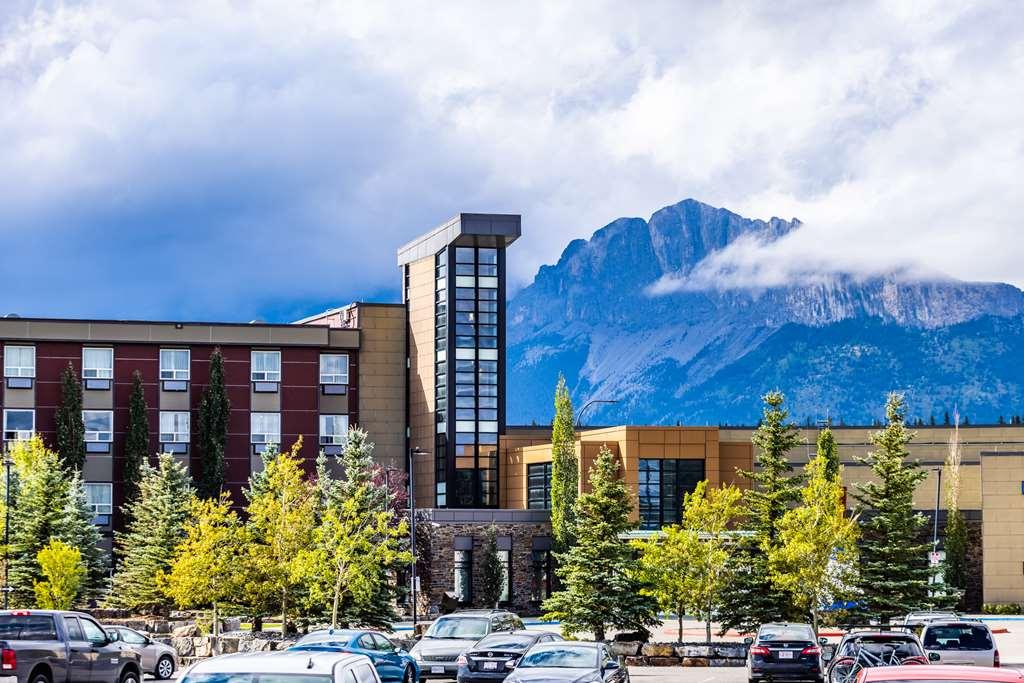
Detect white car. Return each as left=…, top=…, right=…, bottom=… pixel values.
left=919, top=619, right=999, bottom=667
left=180, top=650, right=382, bottom=683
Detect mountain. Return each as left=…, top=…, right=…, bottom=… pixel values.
left=506, top=199, right=1024, bottom=426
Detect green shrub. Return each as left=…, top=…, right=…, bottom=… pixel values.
left=982, top=602, right=1023, bottom=615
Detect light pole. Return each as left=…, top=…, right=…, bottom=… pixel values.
left=408, top=446, right=429, bottom=629
left=574, top=399, right=618, bottom=428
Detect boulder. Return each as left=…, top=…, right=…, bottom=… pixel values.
left=220, top=637, right=240, bottom=654
left=640, top=643, right=675, bottom=658
left=172, top=624, right=201, bottom=638
left=608, top=642, right=640, bottom=658
left=171, top=637, right=195, bottom=657
left=250, top=639, right=277, bottom=652
left=682, top=657, right=709, bottom=667
left=714, top=644, right=747, bottom=659
left=679, top=645, right=713, bottom=658
left=623, top=657, right=645, bottom=667
left=193, top=638, right=213, bottom=658
left=709, top=658, right=745, bottom=667
left=222, top=617, right=243, bottom=633
left=647, top=657, right=680, bottom=667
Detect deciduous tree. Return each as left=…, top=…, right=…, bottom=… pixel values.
left=34, top=539, right=85, bottom=610
left=943, top=414, right=968, bottom=606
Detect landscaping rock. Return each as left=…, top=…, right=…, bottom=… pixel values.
left=679, top=645, right=713, bottom=658
left=220, top=637, right=240, bottom=654
left=173, top=624, right=201, bottom=638
left=682, top=657, right=709, bottom=667
left=172, top=637, right=194, bottom=657
left=714, top=644, right=747, bottom=659
left=624, top=657, right=645, bottom=667
left=608, top=641, right=640, bottom=658
left=222, top=617, right=243, bottom=633
left=647, top=657, right=680, bottom=667
left=709, top=658, right=745, bottom=667
left=194, top=638, right=213, bottom=658
left=641, top=643, right=675, bottom=657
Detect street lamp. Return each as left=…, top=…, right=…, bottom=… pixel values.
left=574, top=399, right=618, bottom=428
left=408, top=446, right=429, bottom=629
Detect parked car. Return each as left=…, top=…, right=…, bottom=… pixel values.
left=180, top=650, right=380, bottom=683
left=290, top=629, right=419, bottom=683
left=0, top=609, right=142, bottom=683
left=901, top=612, right=959, bottom=626
left=825, top=631, right=928, bottom=683
left=503, top=642, right=626, bottom=683
left=917, top=619, right=999, bottom=667
left=456, top=631, right=562, bottom=683
left=744, top=622, right=826, bottom=683
left=102, top=625, right=179, bottom=680
left=856, top=665, right=1023, bottom=682
left=410, top=610, right=525, bottom=681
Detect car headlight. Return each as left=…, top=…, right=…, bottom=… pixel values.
left=411, top=650, right=422, bottom=661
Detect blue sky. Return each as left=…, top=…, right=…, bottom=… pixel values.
left=2, top=1, right=1023, bottom=322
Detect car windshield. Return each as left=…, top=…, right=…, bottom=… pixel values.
left=182, top=675, right=333, bottom=683
left=295, top=631, right=357, bottom=646
left=425, top=617, right=489, bottom=640
left=473, top=635, right=533, bottom=650
left=759, top=627, right=814, bottom=642
left=519, top=647, right=595, bottom=668
left=0, top=615, right=57, bottom=640
left=923, top=625, right=993, bottom=651
left=839, top=638, right=922, bottom=658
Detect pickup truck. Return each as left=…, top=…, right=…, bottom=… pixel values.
left=0, top=610, right=142, bottom=683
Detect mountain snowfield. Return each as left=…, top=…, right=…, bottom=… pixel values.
left=506, top=199, right=1024, bottom=426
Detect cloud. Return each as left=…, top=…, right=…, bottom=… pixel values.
left=0, top=1, right=1022, bottom=319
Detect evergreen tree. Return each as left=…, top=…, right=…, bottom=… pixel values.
left=718, top=391, right=804, bottom=633
left=542, top=447, right=659, bottom=640
left=123, top=370, right=150, bottom=509
left=852, top=393, right=932, bottom=624
left=54, top=363, right=85, bottom=471
left=107, top=454, right=194, bottom=613
left=943, top=411, right=950, bottom=425
left=817, top=426, right=840, bottom=483
left=197, top=348, right=230, bottom=499
left=59, top=472, right=108, bottom=601
left=549, top=374, right=577, bottom=551
left=480, top=525, right=504, bottom=608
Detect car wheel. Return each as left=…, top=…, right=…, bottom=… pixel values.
left=403, top=666, right=416, bottom=683
left=120, top=668, right=140, bottom=683
left=156, top=656, right=175, bottom=680
left=29, top=670, right=52, bottom=683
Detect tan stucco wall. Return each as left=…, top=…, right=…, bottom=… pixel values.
left=981, top=453, right=1024, bottom=603
left=406, top=256, right=437, bottom=505
left=352, top=304, right=406, bottom=471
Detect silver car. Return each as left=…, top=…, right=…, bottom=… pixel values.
left=919, top=619, right=999, bottom=667
left=179, top=650, right=381, bottom=683
left=104, top=625, right=180, bottom=680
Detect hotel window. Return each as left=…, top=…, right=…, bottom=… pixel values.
left=320, top=414, right=349, bottom=446
left=319, top=353, right=349, bottom=385
left=638, top=459, right=705, bottom=530
left=159, top=349, right=190, bottom=380
left=159, top=411, right=190, bottom=443
left=82, top=348, right=114, bottom=379
left=498, top=540, right=511, bottom=604
left=531, top=549, right=553, bottom=602
left=3, top=409, right=34, bottom=442
left=454, top=549, right=472, bottom=604
left=4, top=345, right=35, bottom=388
left=84, top=483, right=113, bottom=526
left=83, top=410, right=114, bottom=443
left=251, top=412, right=281, bottom=446
left=251, top=351, right=281, bottom=382
left=527, top=463, right=552, bottom=509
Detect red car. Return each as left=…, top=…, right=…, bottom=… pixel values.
left=857, top=665, right=1024, bottom=682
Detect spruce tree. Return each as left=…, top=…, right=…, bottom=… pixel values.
left=852, top=393, right=932, bottom=624
left=58, top=472, right=109, bottom=601
left=542, top=447, right=659, bottom=640
left=123, top=370, right=150, bottom=509
left=54, top=363, right=86, bottom=471
left=107, top=454, right=194, bottom=613
left=197, top=348, right=230, bottom=499
left=718, top=390, right=804, bottom=633
left=549, top=374, right=577, bottom=551
left=817, top=426, right=840, bottom=482
left=480, top=525, right=504, bottom=608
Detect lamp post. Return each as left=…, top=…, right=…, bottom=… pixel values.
left=574, top=399, right=619, bottom=428
left=408, top=446, right=429, bottom=629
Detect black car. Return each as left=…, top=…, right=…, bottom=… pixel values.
left=745, top=622, right=827, bottom=683
left=503, top=642, right=627, bottom=683
left=456, top=631, right=562, bottom=683
left=823, top=630, right=927, bottom=683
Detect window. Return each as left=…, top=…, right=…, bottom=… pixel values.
left=84, top=483, right=112, bottom=525
left=2, top=410, right=34, bottom=441
left=3, top=346, right=35, bottom=378
left=251, top=350, right=281, bottom=382
left=454, top=550, right=472, bottom=604
left=319, top=353, right=349, bottom=384
left=639, top=459, right=706, bottom=530
left=251, top=412, right=281, bottom=444
left=82, top=348, right=113, bottom=379
left=499, top=549, right=511, bottom=604
left=527, top=463, right=552, bottom=509
left=319, top=414, right=349, bottom=445
left=83, top=411, right=113, bottom=442
left=78, top=618, right=107, bottom=645
left=531, top=550, right=552, bottom=602
left=159, top=349, right=190, bottom=380
left=159, top=411, right=190, bottom=443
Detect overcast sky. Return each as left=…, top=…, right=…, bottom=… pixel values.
left=2, top=1, right=1022, bottom=321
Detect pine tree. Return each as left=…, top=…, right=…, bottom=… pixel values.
left=54, top=363, right=86, bottom=471
left=718, top=390, right=805, bottom=633
left=107, top=454, right=194, bottom=613
left=852, top=393, right=932, bottom=624
left=197, top=348, right=230, bottom=499
left=542, top=447, right=659, bottom=640
left=124, top=370, right=150, bottom=509
left=549, top=374, right=577, bottom=551
left=480, top=525, right=504, bottom=608
left=58, top=472, right=109, bottom=601
left=817, top=426, right=840, bottom=482
left=7, top=437, right=72, bottom=606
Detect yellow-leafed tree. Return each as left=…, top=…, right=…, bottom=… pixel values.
left=34, top=539, right=86, bottom=610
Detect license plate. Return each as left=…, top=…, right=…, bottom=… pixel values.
left=778, top=650, right=795, bottom=660
left=431, top=666, right=445, bottom=674
left=483, top=662, right=498, bottom=671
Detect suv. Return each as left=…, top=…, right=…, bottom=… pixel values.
left=744, top=622, right=826, bottom=683
left=410, top=611, right=524, bottom=681
left=918, top=619, right=999, bottom=667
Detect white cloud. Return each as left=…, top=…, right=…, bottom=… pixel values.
left=0, top=1, right=1022, bottom=318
